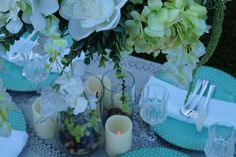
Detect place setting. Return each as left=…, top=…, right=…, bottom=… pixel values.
left=0, top=0, right=235, bottom=157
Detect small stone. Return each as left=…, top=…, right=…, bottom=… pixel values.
left=69, top=149, right=75, bottom=154
left=76, top=148, right=86, bottom=155
left=92, top=142, right=99, bottom=149
left=64, top=142, right=70, bottom=148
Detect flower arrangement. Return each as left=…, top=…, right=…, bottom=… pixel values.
left=38, top=61, right=104, bottom=155
left=1, top=0, right=210, bottom=85
left=0, top=0, right=226, bottom=137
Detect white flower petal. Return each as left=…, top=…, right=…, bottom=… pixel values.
left=73, top=97, right=88, bottom=115
left=72, top=60, right=86, bottom=77
left=6, top=19, right=23, bottom=34
left=69, top=19, right=95, bottom=41
left=30, top=10, right=46, bottom=31
left=95, top=10, right=121, bottom=32
left=114, top=0, right=127, bottom=8
left=22, top=6, right=32, bottom=24
left=55, top=74, right=68, bottom=85
left=102, top=0, right=115, bottom=20
left=88, top=95, right=97, bottom=110
left=191, top=41, right=206, bottom=57
left=60, top=0, right=78, bottom=19
left=81, top=18, right=106, bottom=29
left=39, top=0, right=59, bottom=16
left=67, top=78, right=84, bottom=96
left=0, top=0, right=13, bottom=12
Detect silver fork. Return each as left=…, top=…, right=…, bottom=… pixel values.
left=189, top=80, right=209, bottom=119
left=180, top=79, right=203, bottom=117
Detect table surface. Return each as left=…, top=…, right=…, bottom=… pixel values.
left=9, top=56, right=208, bottom=157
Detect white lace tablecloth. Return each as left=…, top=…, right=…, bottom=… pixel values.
left=9, top=56, right=207, bottom=157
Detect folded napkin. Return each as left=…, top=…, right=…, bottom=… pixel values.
left=0, top=130, right=28, bottom=157
left=144, top=76, right=236, bottom=128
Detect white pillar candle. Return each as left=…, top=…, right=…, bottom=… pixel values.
left=105, top=115, right=133, bottom=157
left=113, top=93, right=123, bottom=108
left=102, top=76, right=112, bottom=110
left=32, top=98, right=57, bottom=139
left=85, top=75, right=103, bottom=96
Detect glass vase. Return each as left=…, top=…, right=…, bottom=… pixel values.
left=56, top=73, right=104, bottom=156
left=101, top=69, right=135, bottom=123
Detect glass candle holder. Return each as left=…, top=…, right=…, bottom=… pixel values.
left=55, top=72, right=105, bottom=156
left=204, top=122, right=235, bottom=157
left=101, top=69, right=135, bottom=123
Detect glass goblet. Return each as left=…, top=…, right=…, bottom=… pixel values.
left=139, top=84, right=169, bottom=141
left=204, top=122, right=235, bottom=157
left=23, top=52, right=49, bottom=92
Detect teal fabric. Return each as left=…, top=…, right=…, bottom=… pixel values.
left=120, top=147, right=190, bottom=157
left=153, top=66, right=236, bottom=151
left=0, top=57, right=59, bottom=91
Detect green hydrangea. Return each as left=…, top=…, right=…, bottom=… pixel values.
left=123, top=0, right=208, bottom=87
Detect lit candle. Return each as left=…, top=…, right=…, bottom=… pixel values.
left=105, top=115, right=132, bottom=157
left=113, top=93, right=123, bottom=108
left=32, top=98, right=57, bottom=139
left=85, top=75, right=103, bottom=97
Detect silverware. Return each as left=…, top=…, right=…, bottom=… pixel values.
left=189, top=80, right=209, bottom=119
left=196, top=85, right=216, bottom=132
left=180, top=79, right=203, bottom=117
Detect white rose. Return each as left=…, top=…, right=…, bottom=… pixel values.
left=60, top=0, right=127, bottom=41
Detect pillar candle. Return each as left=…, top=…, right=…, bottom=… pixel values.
left=113, top=93, right=123, bottom=108
left=105, top=115, right=133, bottom=157
left=102, top=76, right=112, bottom=110
left=32, top=98, right=57, bottom=139
left=85, top=75, right=103, bottom=96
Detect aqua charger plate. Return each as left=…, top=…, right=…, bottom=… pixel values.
left=0, top=57, right=59, bottom=92
left=153, top=66, right=236, bottom=151
left=8, top=104, right=27, bottom=132
left=120, top=147, right=190, bottom=157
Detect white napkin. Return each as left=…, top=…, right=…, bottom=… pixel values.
left=144, top=76, right=236, bottom=128
left=0, top=130, right=28, bottom=157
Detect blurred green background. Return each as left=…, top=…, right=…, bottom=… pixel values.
left=132, top=1, right=236, bottom=77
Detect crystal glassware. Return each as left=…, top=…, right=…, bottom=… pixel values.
left=139, top=84, right=169, bottom=141
left=23, top=51, right=49, bottom=91
left=204, top=122, right=235, bottom=157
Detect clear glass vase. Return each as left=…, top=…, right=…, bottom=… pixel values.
left=101, top=69, right=135, bottom=123
left=56, top=73, right=104, bottom=156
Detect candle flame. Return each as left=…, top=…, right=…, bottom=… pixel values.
left=116, top=131, right=122, bottom=136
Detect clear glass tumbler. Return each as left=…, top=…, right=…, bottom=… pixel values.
left=204, top=122, right=235, bottom=157
left=139, top=84, right=169, bottom=141
left=23, top=52, right=49, bottom=91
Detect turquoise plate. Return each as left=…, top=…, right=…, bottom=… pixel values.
left=153, top=66, right=236, bottom=151
left=0, top=57, right=59, bottom=92
left=120, top=147, right=190, bottom=157
left=8, top=104, right=27, bottom=132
